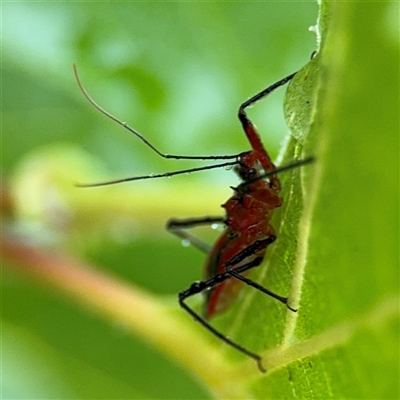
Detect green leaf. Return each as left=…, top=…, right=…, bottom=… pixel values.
left=249, top=2, right=399, bottom=398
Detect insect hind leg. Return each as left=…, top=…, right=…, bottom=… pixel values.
left=237, top=72, right=297, bottom=187
left=178, top=258, right=267, bottom=372
left=238, top=72, right=296, bottom=118
left=225, top=236, right=297, bottom=312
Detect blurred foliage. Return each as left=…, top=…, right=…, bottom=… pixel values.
left=2, top=3, right=317, bottom=398
left=2, top=1, right=398, bottom=399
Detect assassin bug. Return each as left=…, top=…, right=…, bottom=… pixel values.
left=73, top=64, right=313, bottom=372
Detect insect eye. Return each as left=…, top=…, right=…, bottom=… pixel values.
left=244, top=168, right=257, bottom=180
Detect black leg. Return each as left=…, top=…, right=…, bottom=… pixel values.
left=167, top=217, right=225, bottom=229
left=166, top=217, right=225, bottom=254
left=237, top=72, right=297, bottom=189
left=238, top=72, right=297, bottom=124
left=178, top=235, right=297, bottom=371
left=225, top=236, right=297, bottom=312
left=178, top=256, right=267, bottom=372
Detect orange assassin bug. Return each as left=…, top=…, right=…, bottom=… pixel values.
left=73, top=64, right=313, bottom=372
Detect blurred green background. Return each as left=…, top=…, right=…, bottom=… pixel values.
left=2, top=2, right=317, bottom=399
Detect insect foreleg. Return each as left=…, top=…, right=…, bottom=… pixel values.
left=166, top=217, right=224, bottom=254
left=167, top=217, right=225, bottom=229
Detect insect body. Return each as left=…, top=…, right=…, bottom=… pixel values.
left=167, top=76, right=310, bottom=371
left=73, top=64, right=313, bottom=372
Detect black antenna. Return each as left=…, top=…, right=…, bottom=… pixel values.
left=235, top=156, right=315, bottom=190
left=75, top=160, right=239, bottom=188
left=73, top=64, right=240, bottom=161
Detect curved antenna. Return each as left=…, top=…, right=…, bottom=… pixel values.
left=73, top=64, right=239, bottom=161
left=76, top=160, right=238, bottom=188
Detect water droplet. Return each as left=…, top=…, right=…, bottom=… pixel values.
left=181, top=239, right=190, bottom=247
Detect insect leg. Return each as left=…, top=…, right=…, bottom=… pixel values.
left=225, top=237, right=297, bottom=312
left=178, top=256, right=267, bottom=372
left=166, top=217, right=224, bottom=254
left=239, top=73, right=297, bottom=115
left=237, top=72, right=297, bottom=188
